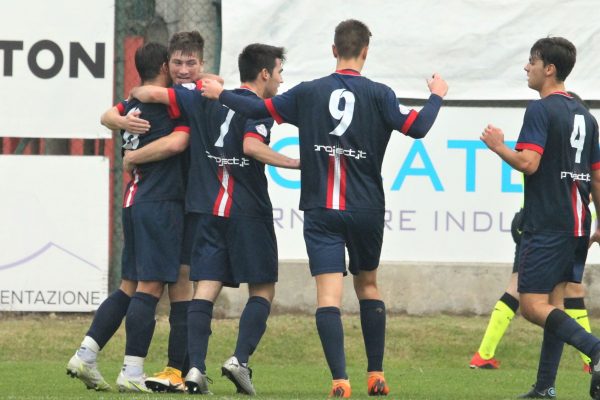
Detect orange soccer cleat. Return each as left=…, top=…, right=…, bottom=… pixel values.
left=367, top=372, right=390, bottom=396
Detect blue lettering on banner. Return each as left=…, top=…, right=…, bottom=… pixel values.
left=268, top=137, right=300, bottom=189
left=391, top=141, right=443, bottom=191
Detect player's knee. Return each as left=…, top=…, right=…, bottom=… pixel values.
left=137, top=281, right=165, bottom=298
left=249, top=283, right=275, bottom=302
left=120, top=279, right=138, bottom=296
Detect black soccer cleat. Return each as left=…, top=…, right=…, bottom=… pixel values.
left=518, top=385, right=556, bottom=399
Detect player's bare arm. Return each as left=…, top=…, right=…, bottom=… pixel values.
left=123, top=130, right=190, bottom=167
left=101, top=106, right=150, bottom=134
left=130, top=85, right=170, bottom=105
left=480, top=124, right=541, bottom=175
left=589, top=169, right=600, bottom=248
left=243, top=137, right=300, bottom=169
left=200, top=78, right=224, bottom=100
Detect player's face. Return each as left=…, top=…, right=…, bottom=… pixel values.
left=169, top=51, right=204, bottom=84
left=264, top=58, right=283, bottom=99
left=524, top=55, right=545, bottom=91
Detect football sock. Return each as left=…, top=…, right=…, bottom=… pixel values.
left=188, top=299, right=213, bottom=373
left=123, top=355, right=145, bottom=378
left=86, top=289, right=131, bottom=350
left=477, top=292, right=519, bottom=359
left=359, top=299, right=386, bottom=372
left=534, top=328, right=564, bottom=391
left=564, top=297, right=592, bottom=365
left=234, top=296, right=271, bottom=364
left=167, top=300, right=190, bottom=372
left=77, top=336, right=100, bottom=363
left=316, top=306, right=347, bottom=380
left=124, top=292, right=159, bottom=358
left=545, top=308, right=600, bottom=358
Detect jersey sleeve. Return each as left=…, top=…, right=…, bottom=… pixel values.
left=515, top=100, right=548, bottom=155
left=243, top=118, right=274, bottom=144
left=380, top=86, right=442, bottom=138
left=591, top=117, right=600, bottom=170
left=116, top=100, right=128, bottom=116
left=166, top=83, right=203, bottom=120
left=267, top=83, right=304, bottom=126
left=172, top=115, right=191, bottom=134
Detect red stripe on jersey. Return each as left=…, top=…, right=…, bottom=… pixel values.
left=123, top=170, right=140, bottom=208
left=174, top=126, right=190, bottom=134
left=244, top=132, right=265, bottom=142
left=265, top=98, right=284, bottom=124
left=224, top=174, right=235, bottom=217
left=339, top=155, right=347, bottom=211
left=326, top=156, right=335, bottom=209
left=116, top=102, right=126, bottom=115
left=167, top=88, right=181, bottom=119
left=195, top=80, right=203, bottom=90
left=571, top=183, right=586, bottom=237
left=213, top=167, right=225, bottom=216
left=515, top=142, right=544, bottom=155
left=592, top=162, right=600, bottom=171
left=551, top=91, right=573, bottom=98
left=335, top=69, right=361, bottom=76
left=400, top=110, right=418, bottom=134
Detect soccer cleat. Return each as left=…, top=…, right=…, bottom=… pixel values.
left=590, top=352, right=600, bottom=399
left=116, top=371, right=152, bottom=393
left=518, top=385, right=556, bottom=398
left=185, top=367, right=213, bottom=395
left=367, top=372, right=389, bottom=396
left=329, top=379, right=352, bottom=398
left=145, top=366, right=185, bottom=392
left=221, top=356, right=256, bottom=395
left=469, top=352, right=500, bottom=369
left=66, top=353, right=111, bottom=391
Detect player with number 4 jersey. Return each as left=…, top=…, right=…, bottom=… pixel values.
left=201, top=19, right=448, bottom=398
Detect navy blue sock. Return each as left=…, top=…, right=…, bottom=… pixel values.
left=535, top=328, right=564, bottom=391
left=234, top=296, right=271, bottom=364
left=167, top=301, right=190, bottom=372
left=124, top=292, right=159, bottom=357
left=188, top=299, right=213, bottom=373
left=86, top=289, right=131, bottom=349
left=545, top=308, right=600, bottom=357
left=360, top=299, right=386, bottom=372
left=316, top=307, right=347, bottom=380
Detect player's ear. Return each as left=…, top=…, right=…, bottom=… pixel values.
left=260, top=67, right=269, bottom=81
left=332, top=44, right=338, bottom=59
left=360, top=46, right=368, bottom=60
left=545, top=63, right=556, bottom=78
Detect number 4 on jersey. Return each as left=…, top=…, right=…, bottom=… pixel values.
left=570, top=114, right=586, bottom=164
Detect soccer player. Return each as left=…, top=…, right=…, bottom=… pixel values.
left=101, top=31, right=215, bottom=393
left=480, top=37, right=600, bottom=399
left=201, top=19, right=448, bottom=397
left=130, top=43, right=298, bottom=395
left=470, top=92, right=595, bottom=373
left=66, top=42, right=189, bottom=393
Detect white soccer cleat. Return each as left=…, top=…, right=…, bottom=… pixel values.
left=116, top=371, right=152, bottom=393
left=185, top=367, right=213, bottom=395
left=66, top=353, right=111, bottom=391
left=221, top=356, right=256, bottom=395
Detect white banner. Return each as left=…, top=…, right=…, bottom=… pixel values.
left=266, top=107, right=600, bottom=263
left=0, top=156, right=109, bottom=311
left=221, top=0, right=600, bottom=100
left=0, top=0, right=114, bottom=138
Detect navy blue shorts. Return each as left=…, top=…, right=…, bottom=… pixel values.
left=303, top=208, right=384, bottom=276
left=511, top=243, right=521, bottom=274
left=121, top=201, right=183, bottom=283
left=517, top=232, right=587, bottom=294
left=189, top=213, right=278, bottom=286
left=180, top=212, right=197, bottom=266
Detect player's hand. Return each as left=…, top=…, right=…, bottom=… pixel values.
left=122, top=151, right=136, bottom=177
left=290, top=158, right=301, bottom=169
left=201, top=79, right=224, bottom=100
left=480, top=124, right=505, bottom=152
left=427, top=73, right=448, bottom=97
left=589, top=228, right=600, bottom=248
left=123, top=110, right=150, bottom=134
left=198, top=73, right=224, bottom=85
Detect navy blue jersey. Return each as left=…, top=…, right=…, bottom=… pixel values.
left=120, top=98, right=190, bottom=207
left=263, top=70, right=440, bottom=212
left=168, top=84, right=275, bottom=219
left=516, top=91, right=600, bottom=236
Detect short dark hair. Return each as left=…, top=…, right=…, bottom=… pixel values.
left=168, top=30, right=205, bottom=60
left=530, top=37, right=576, bottom=82
left=135, top=42, right=168, bottom=82
left=238, top=43, right=286, bottom=82
left=334, top=19, right=371, bottom=59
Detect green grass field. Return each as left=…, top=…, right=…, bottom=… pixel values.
left=0, top=313, right=596, bottom=399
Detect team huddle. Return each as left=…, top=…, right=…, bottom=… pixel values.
left=64, top=19, right=600, bottom=399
